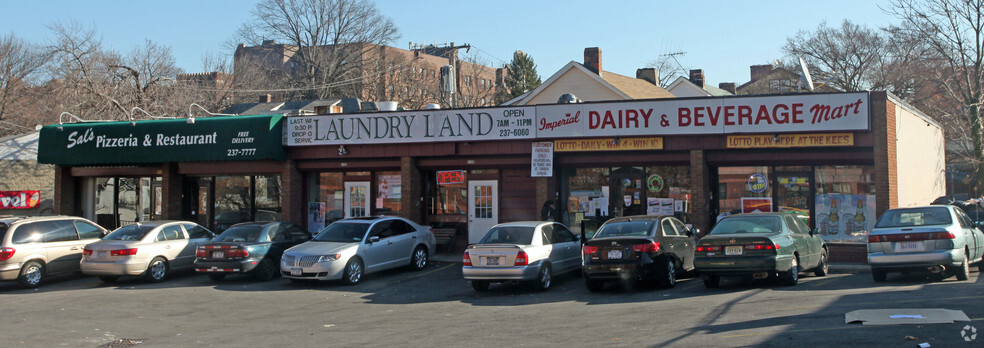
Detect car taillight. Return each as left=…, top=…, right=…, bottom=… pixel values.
left=868, top=235, right=887, bottom=243
left=463, top=251, right=472, bottom=266
left=745, top=244, right=779, bottom=250
left=228, top=249, right=249, bottom=258
left=514, top=250, right=528, bottom=266
left=696, top=245, right=722, bottom=252
left=196, top=248, right=209, bottom=258
left=582, top=245, right=598, bottom=255
left=110, top=248, right=138, bottom=256
left=82, top=248, right=93, bottom=256
left=932, top=231, right=956, bottom=239
left=632, top=242, right=660, bottom=253
left=0, top=247, right=14, bottom=261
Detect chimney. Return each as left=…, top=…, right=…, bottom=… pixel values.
left=259, top=94, right=272, bottom=103
left=718, top=82, right=737, bottom=94
left=584, top=47, right=602, bottom=75
left=636, top=68, right=659, bottom=86
left=750, top=64, right=773, bottom=82
left=689, top=69, right=705, bottom=88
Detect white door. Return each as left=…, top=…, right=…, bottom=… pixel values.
left=468, top=180, right=498, bottom=244
left=344, top=182, right=370, bottom=218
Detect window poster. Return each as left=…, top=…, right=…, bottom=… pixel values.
left=308, top=202, right=326, bottom=233
left=647, top=198, right=674, bottom=215
left=741, top=197, right=773, bottom=214
left=815, top=193, right=875, bottom=244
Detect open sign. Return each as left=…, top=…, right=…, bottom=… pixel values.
left=436, top=170, right=465, bottom=185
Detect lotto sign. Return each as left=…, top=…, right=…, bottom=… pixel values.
left=0, top=191, right=41, bottom=209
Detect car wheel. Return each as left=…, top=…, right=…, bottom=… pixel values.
left=98, top=276, right=120, bottom=283
left=17, top=261, right=44, bottom=288
left=410, top=246, right=428, bottom=271
left=253, top=259, right=278, bottom=281
left=956, top=253, right=970, bottom=281
left=703, top=275, right=720, bottom=289
left=144, top=257, right=168, bottom=283
left=533, top=264, right=552, bottom=291
left=814, top=249, right=829, bottom=277
left=871, top=268, right=887, bottom=282
left=658, top=258, right=676, bottom=288
left=207, top=274, right=226, bottom=282
left=585, top=278, right=604, bottom=292
left=342, top=258, right=363, bottom=285
left=780, top=257, right=799, bottom=286
left=471, top=280, right=490, bottom=292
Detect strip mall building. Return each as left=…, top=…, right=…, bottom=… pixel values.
left=39, top=91, right=944, bottom=261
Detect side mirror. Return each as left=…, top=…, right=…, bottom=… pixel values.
left=368, top=236, right=380, bottom=244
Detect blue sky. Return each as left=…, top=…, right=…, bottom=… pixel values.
left=2, top=0, right=899, bottom=86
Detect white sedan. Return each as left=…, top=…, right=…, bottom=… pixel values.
left=462, top=221, right=581, bottom=291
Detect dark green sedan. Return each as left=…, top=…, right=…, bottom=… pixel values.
left=694, top=212, right=827, bottom=288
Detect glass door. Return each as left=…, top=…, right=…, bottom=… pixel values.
left=610, top=167, right=646, bottom=217
left=344, top=182, right=370, bottom=218
left=775, top=167, right=812, bottom=225
left=467, top=180, right=498, bottom=243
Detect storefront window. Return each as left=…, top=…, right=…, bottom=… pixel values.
left=255, top=175, right=282, bottom=221
left=93, top=177, right=160, bottom=230
left=718, top=166, right=772, bottom=218
left=645, top=166, right=692, bottom=222
left=95, top=177, right=116, bottom=229
left=376, top=171, right=402, bottom=216
left=775, top=166, right=812, bottom=224
left=314, top=173, right=345, bottom=222
left=815, top=166, right=876, bottom=244
left=214, top=176, right=252, bottom=233
left=428, top=171, right=467, bottom=215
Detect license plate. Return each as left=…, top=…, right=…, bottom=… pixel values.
left=607, top=249, right=623, bottom=259
left=485, top=257, right=499, bottom=266
left=895, top=241, right=925, bottom=252
left=97, top=251, right=107, bottom=258
left=725, top=246, right=743, bottom=256
left=290, top=268, right=302, bottom=276
left=212, top=251, right=224, bottom=258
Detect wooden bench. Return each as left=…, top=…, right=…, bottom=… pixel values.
left=432, top=228, right=457, bottom=253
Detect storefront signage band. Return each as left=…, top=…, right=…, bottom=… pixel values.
left=726, top=133, right=854, bottom=148
left=0, top=190, right=40, bottom=209
left=38, top=115, right=286, bottom=166
left=554, top=137, right=663, bottom=152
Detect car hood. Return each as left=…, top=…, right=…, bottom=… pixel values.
left=286, top=241, right=357, bottom=256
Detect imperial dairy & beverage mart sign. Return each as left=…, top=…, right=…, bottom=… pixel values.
left=283, top=93, right=870, bottom=146
left=535, top=92, right=870, bottom=138
left=285, top=107, right=536, bottom=145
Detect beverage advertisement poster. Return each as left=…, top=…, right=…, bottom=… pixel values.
left=647, top=198, right=674, bottom=216
left=741, top=197, right=773, bottom=214
left=815, top=193, right=875, bottom=243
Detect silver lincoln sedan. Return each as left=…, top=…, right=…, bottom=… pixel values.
left=280, top=216, right=436, bottom=285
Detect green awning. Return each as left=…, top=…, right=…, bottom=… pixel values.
left=38, top=114, right=285, bottom=166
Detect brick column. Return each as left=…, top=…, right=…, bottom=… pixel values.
left=282, top=159, right=304, bottom=227
left=690, top=149, right=711, bottom=237
left=160, top=163, right=183, bottom=219
left=53, top=165, right=77, bottom=216
left=401, top=156, right=422, bottom=223
left=871, top=91, right=898, bottom=216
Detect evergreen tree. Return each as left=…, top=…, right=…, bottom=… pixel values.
left=504, top=51, right=542, bottom=100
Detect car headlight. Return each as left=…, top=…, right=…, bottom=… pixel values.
left=316, top=254, right=342, bottom=263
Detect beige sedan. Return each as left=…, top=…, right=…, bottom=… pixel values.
left=81, top=221, right=214, bottom=283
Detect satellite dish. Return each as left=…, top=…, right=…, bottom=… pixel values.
left=798, top=57, right=814, bottom=92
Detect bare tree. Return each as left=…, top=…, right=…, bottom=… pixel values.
left=784, top=20, right=886, bottom=92
left=645, top=52, right=688, bottom=87
left=886, top=0, right=984, bottom=194
left=234, top=0, right=399, bottom=100
left=0, top=34, right=48, bottom=122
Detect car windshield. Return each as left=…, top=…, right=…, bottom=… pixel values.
left=104, top=224, right=155, bottom=241
left=480, top=226, right=534, bottom=244
left=875, top=207, right=952, bottom=228
left=710, top=216, right=782, bottom=235
left=314, top=222, right=368, bottom=243
left=595, top=220, right=654, bottom=238
left=213, top=226, right=264, bottom=242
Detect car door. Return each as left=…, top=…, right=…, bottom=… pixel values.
left=182, top=223, right=213, bottom=268
left=363, top=220, right=398, bottom=271
left=954, top=209, right=983, bottom=262
left=791, top=216, right=824, bottom=266
left=38, top=220, right=83, bottom=275
left=160, top=224, right=191, bottom=269
left=658, top=218, right=686, bottom=262
left=550, top=223, right=580, bottom=273
left=669, top=218, right=696, bottom=271
left=386, top=220, right=416, bottom=267
left=783, top=215, right=816, bottom=268
left=267, top=224, right=308, bottom=261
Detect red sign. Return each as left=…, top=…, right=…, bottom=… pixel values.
left=436, top=170, right=465, bottom=185
left=0, top=191, right=41, bottom=209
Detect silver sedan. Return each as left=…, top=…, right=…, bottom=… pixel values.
left=280, top=216, right=436, bottom=285
left=868, top=205, right=984, bottom=281
left=462, top=221, right=581, bottom=291
left=81, top=221, right=214, bottom=283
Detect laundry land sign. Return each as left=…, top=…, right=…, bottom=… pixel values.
left=0, top=191, right=41, bottom=209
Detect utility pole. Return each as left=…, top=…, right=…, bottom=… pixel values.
left=413, top=41, right=470, bottom=108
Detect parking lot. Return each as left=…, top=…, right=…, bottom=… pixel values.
left=1, top=259, right=981, bottom=347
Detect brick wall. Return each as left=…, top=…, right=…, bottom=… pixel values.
left=400, top=156, right=422, bottom=223
left=689, top=150, right=711, bottom=237
left=282, top=159, right=304, bottom=227
left=0, top=160, right=55, bottom=215
left=871, top=91, right=898, bottom=216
